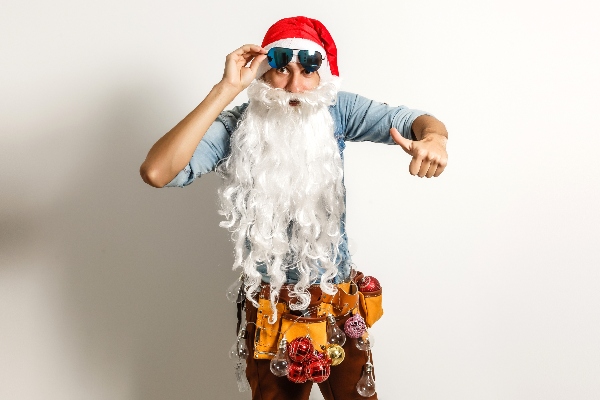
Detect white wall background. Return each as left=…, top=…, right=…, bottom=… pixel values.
left=1, top=1, right=598, bottom=399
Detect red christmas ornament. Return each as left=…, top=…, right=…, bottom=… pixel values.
left=288, top=337, right=314, bottom=363
left=306, top=356, right=331, bottom=383
left=358, top=276, right=381, bottom=292
left=287, top=361, right=308, bottom=383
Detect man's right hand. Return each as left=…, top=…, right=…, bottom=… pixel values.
left=140, top=45, right=268, bottom=188
left=221, top=44, right=268, bottom=93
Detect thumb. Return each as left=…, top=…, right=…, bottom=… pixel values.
left=390, top=127, right=413, bottom=155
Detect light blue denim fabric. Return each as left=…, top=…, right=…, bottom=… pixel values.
left=166, top=91, right=429, bottom=284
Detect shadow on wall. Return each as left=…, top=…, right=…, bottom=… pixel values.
left=2, top=81, right=251, bottom=399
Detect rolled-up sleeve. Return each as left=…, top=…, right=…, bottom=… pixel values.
left=164, top=120, right=229, bottom=187
left=338, top=92, right=430, bottom=144
left=165, top=104, right=248, bottom=187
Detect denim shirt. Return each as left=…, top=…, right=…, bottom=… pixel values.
left=166, top=91, right=429, bottom=283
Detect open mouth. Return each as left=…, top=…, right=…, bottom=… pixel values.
left=289, top=99, right=301, bottom=106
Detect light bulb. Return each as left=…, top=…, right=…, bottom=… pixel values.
left=356, top=362, right=376, bottom=397
left=269, top=338, right=290, bottom=377
left=355, top=331, right=375, bottom=351
left=327, top=315, right=346, bottom=346
left=229, top=327, right=249, bottom=359
left=229, top=340, right=248, bottom=359
left=234, top=359, right=251, bottom=392
left=226, top=278, right=243, bottom=302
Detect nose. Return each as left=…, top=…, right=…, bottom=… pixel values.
left=285, top=72, right=304, bottom=93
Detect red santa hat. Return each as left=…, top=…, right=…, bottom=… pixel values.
left=256, top=16, right=339, bottom=84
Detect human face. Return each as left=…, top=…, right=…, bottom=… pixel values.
left=263, top=62, right=321, bottom=102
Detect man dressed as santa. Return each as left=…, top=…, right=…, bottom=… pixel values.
left=141, top=16, right=448, bottom=400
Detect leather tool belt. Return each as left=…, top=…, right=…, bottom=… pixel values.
left=251, top=271, right=383, bottom=359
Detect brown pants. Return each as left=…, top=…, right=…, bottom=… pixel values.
left=244, top=301, right=377, bottom=400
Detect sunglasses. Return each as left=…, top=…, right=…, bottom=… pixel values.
left=266, top=47, right=323, bottom=73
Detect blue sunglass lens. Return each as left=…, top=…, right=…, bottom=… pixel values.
left=267, top=47, right=293, bottom=69
left=298, top=50, right=322, bottom=72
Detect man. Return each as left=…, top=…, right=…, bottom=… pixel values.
left=140, top=16, right=447, bottom=400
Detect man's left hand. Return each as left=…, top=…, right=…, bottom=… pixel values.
left=390, top=127, right=448, bottom=178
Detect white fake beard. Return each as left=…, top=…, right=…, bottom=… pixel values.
left=217, top=79, right=345, bottom=322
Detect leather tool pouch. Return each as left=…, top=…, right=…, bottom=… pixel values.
left=277, top=313, right=328, bottom=354
left=253, top=302, right=329, bottom=360
left=319, top=281, right=360, bottom=317
left=358, top=288, right=384, bottom=328
left=253, top=298, right=287, bottom=359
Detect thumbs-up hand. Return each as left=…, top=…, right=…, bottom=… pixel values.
left=390, top=127, right=448, bottom=178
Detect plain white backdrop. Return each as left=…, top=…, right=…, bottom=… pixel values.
left=1, top=1, right=598, bottom=399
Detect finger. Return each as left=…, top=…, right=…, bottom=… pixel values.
left=241, top=50, right=266, bottom=62
left=237, top=54, right=269, bottom=87
left=424, top=154, right=443, bottom=178
left=226, top=45, right=265, bottom=68
left=433, top=160, right=447, bottom=177
left=237, top=52, right=264, bottom=67
left=225, top=43, right=262, bottom=64
left=425, top=162, right=438, bottom=178
left=408, top=155, right=423, bottom=176
left=233, top=44, right=267, bottom=56
left=248, top=54, right=268, bottom=73
left=418, top=159, right=432, bottom=177
left=390, top=128, right=412, bottom=154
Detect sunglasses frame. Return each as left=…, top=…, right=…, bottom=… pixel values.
left=266, top=47, right=324, bottom=73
